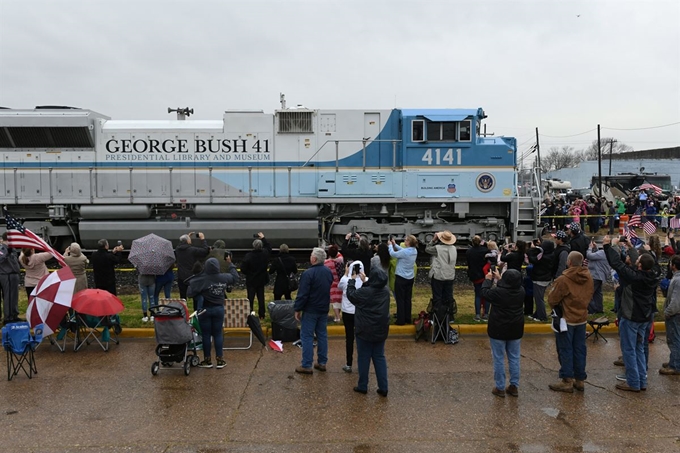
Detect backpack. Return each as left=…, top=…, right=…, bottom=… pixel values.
left=278, top=257, right=299, bottom=292
left=287, top=272, right=299, bottom=292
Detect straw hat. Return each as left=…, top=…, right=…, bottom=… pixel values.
left=438, top=230, right=456, bottom=245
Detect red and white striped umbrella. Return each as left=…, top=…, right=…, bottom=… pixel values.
left=26, top=267, right=76, bottom=336
left=638, top=183, right=662, bottom=195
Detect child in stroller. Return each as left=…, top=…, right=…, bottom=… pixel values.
left=149, top=300, right=202, bottom=376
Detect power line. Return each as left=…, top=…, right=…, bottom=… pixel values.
left=602, top=121, right=680, bottom=131
left=539, top=128, right=597, bottom=138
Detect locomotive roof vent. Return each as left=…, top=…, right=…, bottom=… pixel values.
left=277, top=110, right=314, bottom=133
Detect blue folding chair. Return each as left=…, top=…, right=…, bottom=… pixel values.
left=2, top=322, right=40, bottom=380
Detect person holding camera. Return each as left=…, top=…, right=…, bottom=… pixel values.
left=346, top=264, right=390, bottom=396
left=268, top=244, right=298, bottom=301
left=62, top=243, right=88, bottom=295
left=241, top=232, right=272, bottom=319
left=337, top=260, right=366, bottom=373
left=91, top=239, right=124, bottom=295
left=425, top=231, right=457, bottom=314
left=175, top=232, right=210, bottom=300
left=482, top=268, right=525, bottom=397
left=389, top=235, right=418, bottom=325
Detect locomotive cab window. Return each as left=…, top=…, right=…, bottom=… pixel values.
left=426, top=121, right=458, bottom=142
left=412, top=120, right=424, bottom=142
left=459, top=120, right=471, bottom=141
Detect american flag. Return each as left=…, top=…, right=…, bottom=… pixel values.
left=628, top=210, right=642, bottom=228
left=671, top=216, right=680, bottom=230
left=643, top=220, right=657, bottom=235
left=624, top=224, right=638, bottom=241
left=3, top=209, right=67, bottom=268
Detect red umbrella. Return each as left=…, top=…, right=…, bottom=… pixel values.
left=26, top=267, right=76, bottom=336
left=71, top=289, right=125, bottom=316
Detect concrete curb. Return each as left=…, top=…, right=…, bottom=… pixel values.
left=117, top=321, right=667, bottom=339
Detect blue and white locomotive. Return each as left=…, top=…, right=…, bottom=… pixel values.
left=0, top=99, right=533, bottom=249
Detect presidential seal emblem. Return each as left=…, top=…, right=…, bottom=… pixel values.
left=476, top=173, right=495, bottom=193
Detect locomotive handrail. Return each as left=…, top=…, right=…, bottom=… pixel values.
left=302, top=139, right=402, bottom=171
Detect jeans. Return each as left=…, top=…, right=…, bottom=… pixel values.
left=300, top=312, right=328, bottom=369
left=555, top=323, right=587, bottom=380
left=666, top=315, right=680, bottom=370
left=356, top=337, right=388, bottom=392
left=431, top=278, right=454, bottom=306
left=619, top=317, right=647, bottom=389
left=644, top=313, right=654, bottom=368
left=154, top=280, right=173, bottom=301
left=532, top=283, right=549, bottom=321
left=473, top=282, right=488, bottom=317
left=342, top=311, right=355, bottom=367
left=394, top=275, right=414, bottom=325
left=139, top=283, right=156, bottom=314
left=247, top=285, right=266, bottom=318
left=198, top=304, right=225, bottom=360
left=489, top=338, right=521, bottom=390
left=588, top=280, right=603, bottom=314
left=0, top=273, right=19, bottom=321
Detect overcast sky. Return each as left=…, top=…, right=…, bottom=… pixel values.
left=1, top=0, right=678, bottom=159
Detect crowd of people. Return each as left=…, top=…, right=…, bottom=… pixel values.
left=1, top=218, right=678, bottom=397
left=540, top=189, right=680, bottom=235
left=477, top=221, right=680, bottom=397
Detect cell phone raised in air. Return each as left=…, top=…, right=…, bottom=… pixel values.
left=353, top=263, right=361, bottom=275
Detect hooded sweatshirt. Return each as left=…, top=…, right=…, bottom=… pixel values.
left=527, top=240, right=555, bottom=283
left=337, top=260, right=366, bottom=315
left=347, top=267, right=390, bottom=343
left=187, top=258, right=239, bottom=307
left=548, top=265, right=594, bottom=325
left=482, top=269, right=525, bottom=340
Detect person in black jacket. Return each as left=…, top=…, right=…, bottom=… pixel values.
left=500, top=240, right=526, bottom=273
left=552, top=230, right=571, bottom=279
left=342, top=233, right=373, bottom=276
left=268, top=243, right=298, bottom=301
left=527, top=239, right=555, bottom=322
left=482, top=268, right=525, bottom=397
left=91, top=239, right=123, bottom=295
left=188, top=257, right=239, bottom=369
left=603, top=235, right=659, bottom=392
left=347, top=266, right=391, bottom=397
left=568, top=222, right=590, bottom=257
left=241, top=232, right=272, bottom=318
left=175, top=232, right=210, bottom=300
left=466, top=235, right=490, bottom=321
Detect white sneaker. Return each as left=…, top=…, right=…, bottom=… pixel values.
left=142, top=316, right=149, bottom=323
left=150, top=316, right=154, bottom=322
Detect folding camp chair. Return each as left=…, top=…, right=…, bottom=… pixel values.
left=74, top=314, right=121, bottom=352
left=223, top=298, right=253, bottom=350
left=2, top=322, right=41, bottom=380
left=50, top=311, right=79, bottom=352
left=586, top=317, right=610, bottom=342
left=429, top=299, right=454, bottom=344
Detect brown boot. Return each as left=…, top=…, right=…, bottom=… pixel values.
left=573, top=380, right=585, bottom=392
left=549, top=378, right=574, bottom=393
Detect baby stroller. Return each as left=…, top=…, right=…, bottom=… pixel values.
left=149, top=301, right=201, bottom=376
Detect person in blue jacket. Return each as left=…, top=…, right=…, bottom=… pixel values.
left=294, top=247, right=333, bottom=374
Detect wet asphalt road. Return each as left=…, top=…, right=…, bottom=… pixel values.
left=1, top=333, right=679, bottom=452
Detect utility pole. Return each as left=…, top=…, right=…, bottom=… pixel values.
left=535, top=127, right=542, bottom=186
left=608, top=139, right=617, bottom=175
left=597, top=124, right=602, bottom=197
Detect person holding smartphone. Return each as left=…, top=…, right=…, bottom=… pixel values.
left=337, top=260, right=366, bottom=373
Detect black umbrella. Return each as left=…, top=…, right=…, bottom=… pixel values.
left=246, top=313, right=267, bottom=347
